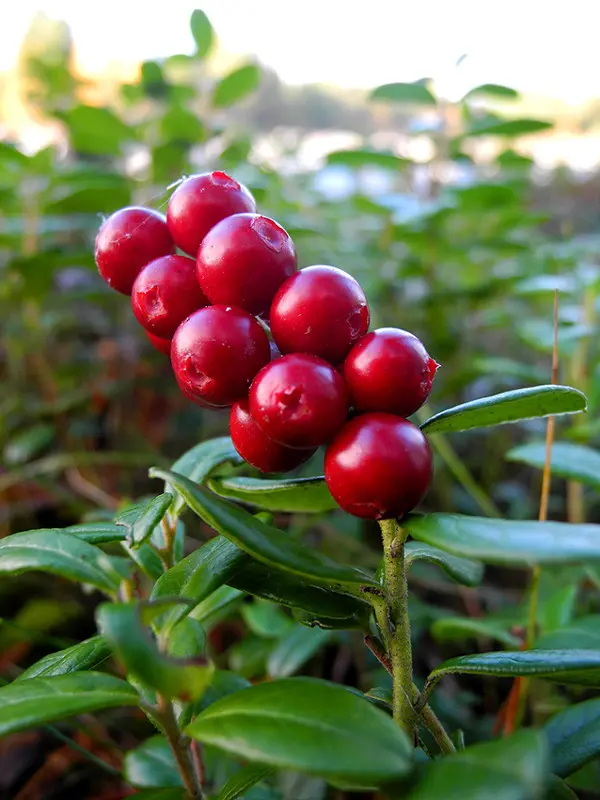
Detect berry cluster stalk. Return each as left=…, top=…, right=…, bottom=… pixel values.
left=379, top=519, right=414, bottom=735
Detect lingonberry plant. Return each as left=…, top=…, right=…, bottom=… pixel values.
left=1, top=167, right=598, bottom=800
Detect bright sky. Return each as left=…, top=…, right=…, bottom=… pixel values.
left=0, top=0, right=599, bottom=102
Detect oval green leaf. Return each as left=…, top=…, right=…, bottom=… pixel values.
left=405, top=541, right=484, bottom=586
left=0, top=672, right=139, bottom=736
left=96, top=602, right=213, bottom=701
left=186, top=677, right=412, bottom=784
left=217, top=764, right=275, bottom=800
left=150, top=469, right=376, bottom=594
left=420, top=385, right=586, bottom=434
left=16, top=635, right=111, bottom=681
left=64, top=522, right=126, bottom=545
left=404, top=513, right=600, bottom=566
left=406, top=729, right=547, bottom=799
left=151, top=536, right=248, bottom=632
left=507, top=441, right=600, bottom=490
left=536, top=615, right=600, bottom=650
left=207, top=475, right=336, bottom=513
left=326, top=149, right=409, bottom=171
left=212, top=64, right=260, bottom=108
left=267, top=624, right=330, bottom=678
left=190, top=9, right=214, bottom=57
left=465, top=117, right=553, bottom=137
left=124, top=735, right=182, bottom=788
left=544, top=697, right=600, bottom=778
left=431, top=617, right=522, bottom=647
left=425, top=650, right=600, bottom=701
left=370, top=81, right=437, bottom=106
left=0, top=529, right=124, bottom=594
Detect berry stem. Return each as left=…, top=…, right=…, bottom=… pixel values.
left=379, top=519, right=415, bottom=736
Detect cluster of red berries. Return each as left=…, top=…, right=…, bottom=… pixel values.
left=94, top=171, right=439, bottom=520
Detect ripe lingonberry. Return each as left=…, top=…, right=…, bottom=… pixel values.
left=270, top=265, right=370, bottom=364
left=95, top=207, right=174, bottom=295
left=196, top=213, right=297, bottom=316
left=167, top=171, right=256, bottom=257
left=324, top=413, right=433, bottom=520
left=131, top=254, right=208, bottom=338
left=344, top=328, right=439, bottom=417
left=171, top=305, right=270, bottom=408
left=230, top=400, right=316, bottom=473
left=146, top=331, right=172, bottom=355
left=249, top=353, right=349, bottom=448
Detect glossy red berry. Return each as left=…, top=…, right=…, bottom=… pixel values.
left=146, top=331, right=172, bottom=355
left=131, top=254, right=208, bottom=338
left=167, top=171, right=256, bottom=257
left=325, top=413, right=433, bottom=520
left=270, top=265, right=370, bottom=364
left=230, top=400, right=316, bottom=473
left=344, top=328, right=439, bottom=417
left=249, top=353, right=349, bottom=448
left=171, top=305, right=270, bottom=408
left=94, top=207, right=174, bottom=295
left=196, top=213, right=297, bottom=316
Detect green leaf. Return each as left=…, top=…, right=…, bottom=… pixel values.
left=242, top=600, right=293, bottom=639
left=17, top=635, right=111, bottom=681
left=536, top=616, right=600, bottom=649
left=405, top=542, right=483, bottom=586
left=123, top=540, right=164, bottom=581
left=465, top=117, right=553, bottom=137
left=507, top=441, right=600, bottom=491
left=4, top=423, right=55, bottom=465
left=405, top=513, right=600, bottom=566
left=230, top=559, right=370, bottom=624
left=370, top=81, right=436, bottom=106
left=212, top=64, right=260, bottom=108
left=420, top=385, right=586, bottom=434
left=0, top=672, right=139, bottom=736
left=431, top=617, right=522, bottom=647
left=63, top=105, right=130, bottom=155
left=96, top=602, right=213, bottom=701
left=406, top=730, right=547, bottom=799
left=190, top=585, right=244, bottom=626
left=166, top=437, right=242, bottom=516
left=124, top=735, right=182, bottom=788
left=325, top=149, right=409, bottom=171
left=267, top=624, right=330, bottom=678
left=64, top=523, right=126, bottom=545
left=190, top=9, right=214, bottom=57
left=544, top=697, right=600, bottom=777
left=217, top=764, right=275, bottom=800
left=115, top=493, right=173, bottom=548
left=547, top=776, right=579, bottom=800
left=127, top=791, right=184, bottom=800
left=150, top=469, right=376, bottom=594
left=426, top=650, right=600, bottom=697
left=187, top=677, right=412, bottom=784
left=208, top=475, right=336, bottom=513
left=0, top=529, right=123, bottom=594
left=463, top=83, right=519, bottom=101
left=151, top=536, right=248, bottom=632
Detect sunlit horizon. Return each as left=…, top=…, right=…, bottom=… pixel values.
left=0, top=0, right=599, bottom=103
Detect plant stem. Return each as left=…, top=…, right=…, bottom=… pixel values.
left=419, top=701, right=456, bottom=755
left=379, top=519, right=414, bottom=735
left=157, top=695, right=203, bottom=799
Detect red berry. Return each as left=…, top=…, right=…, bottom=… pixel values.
left=249, top=353, right=349, bottom=448
left=270, top=265, right=370, bottom=363
left=167, top=171, right=256, bottom=257
left=344, top=328, right=439, bottom=417
left=131, top=254, right=208, bottom=338
left=196, top=213, right=297, bottom=316
left=324, top=413, right=433, bottom=520
left=171, top=305, right=270, bottom=408
left=95, top=207, right=174, bottom=295
left=230, top=400, right=316, bottom=473
left=146, top=331, right=172, bottom=355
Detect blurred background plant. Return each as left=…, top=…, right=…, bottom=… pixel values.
left=2, top=3, right=600, bottom=798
